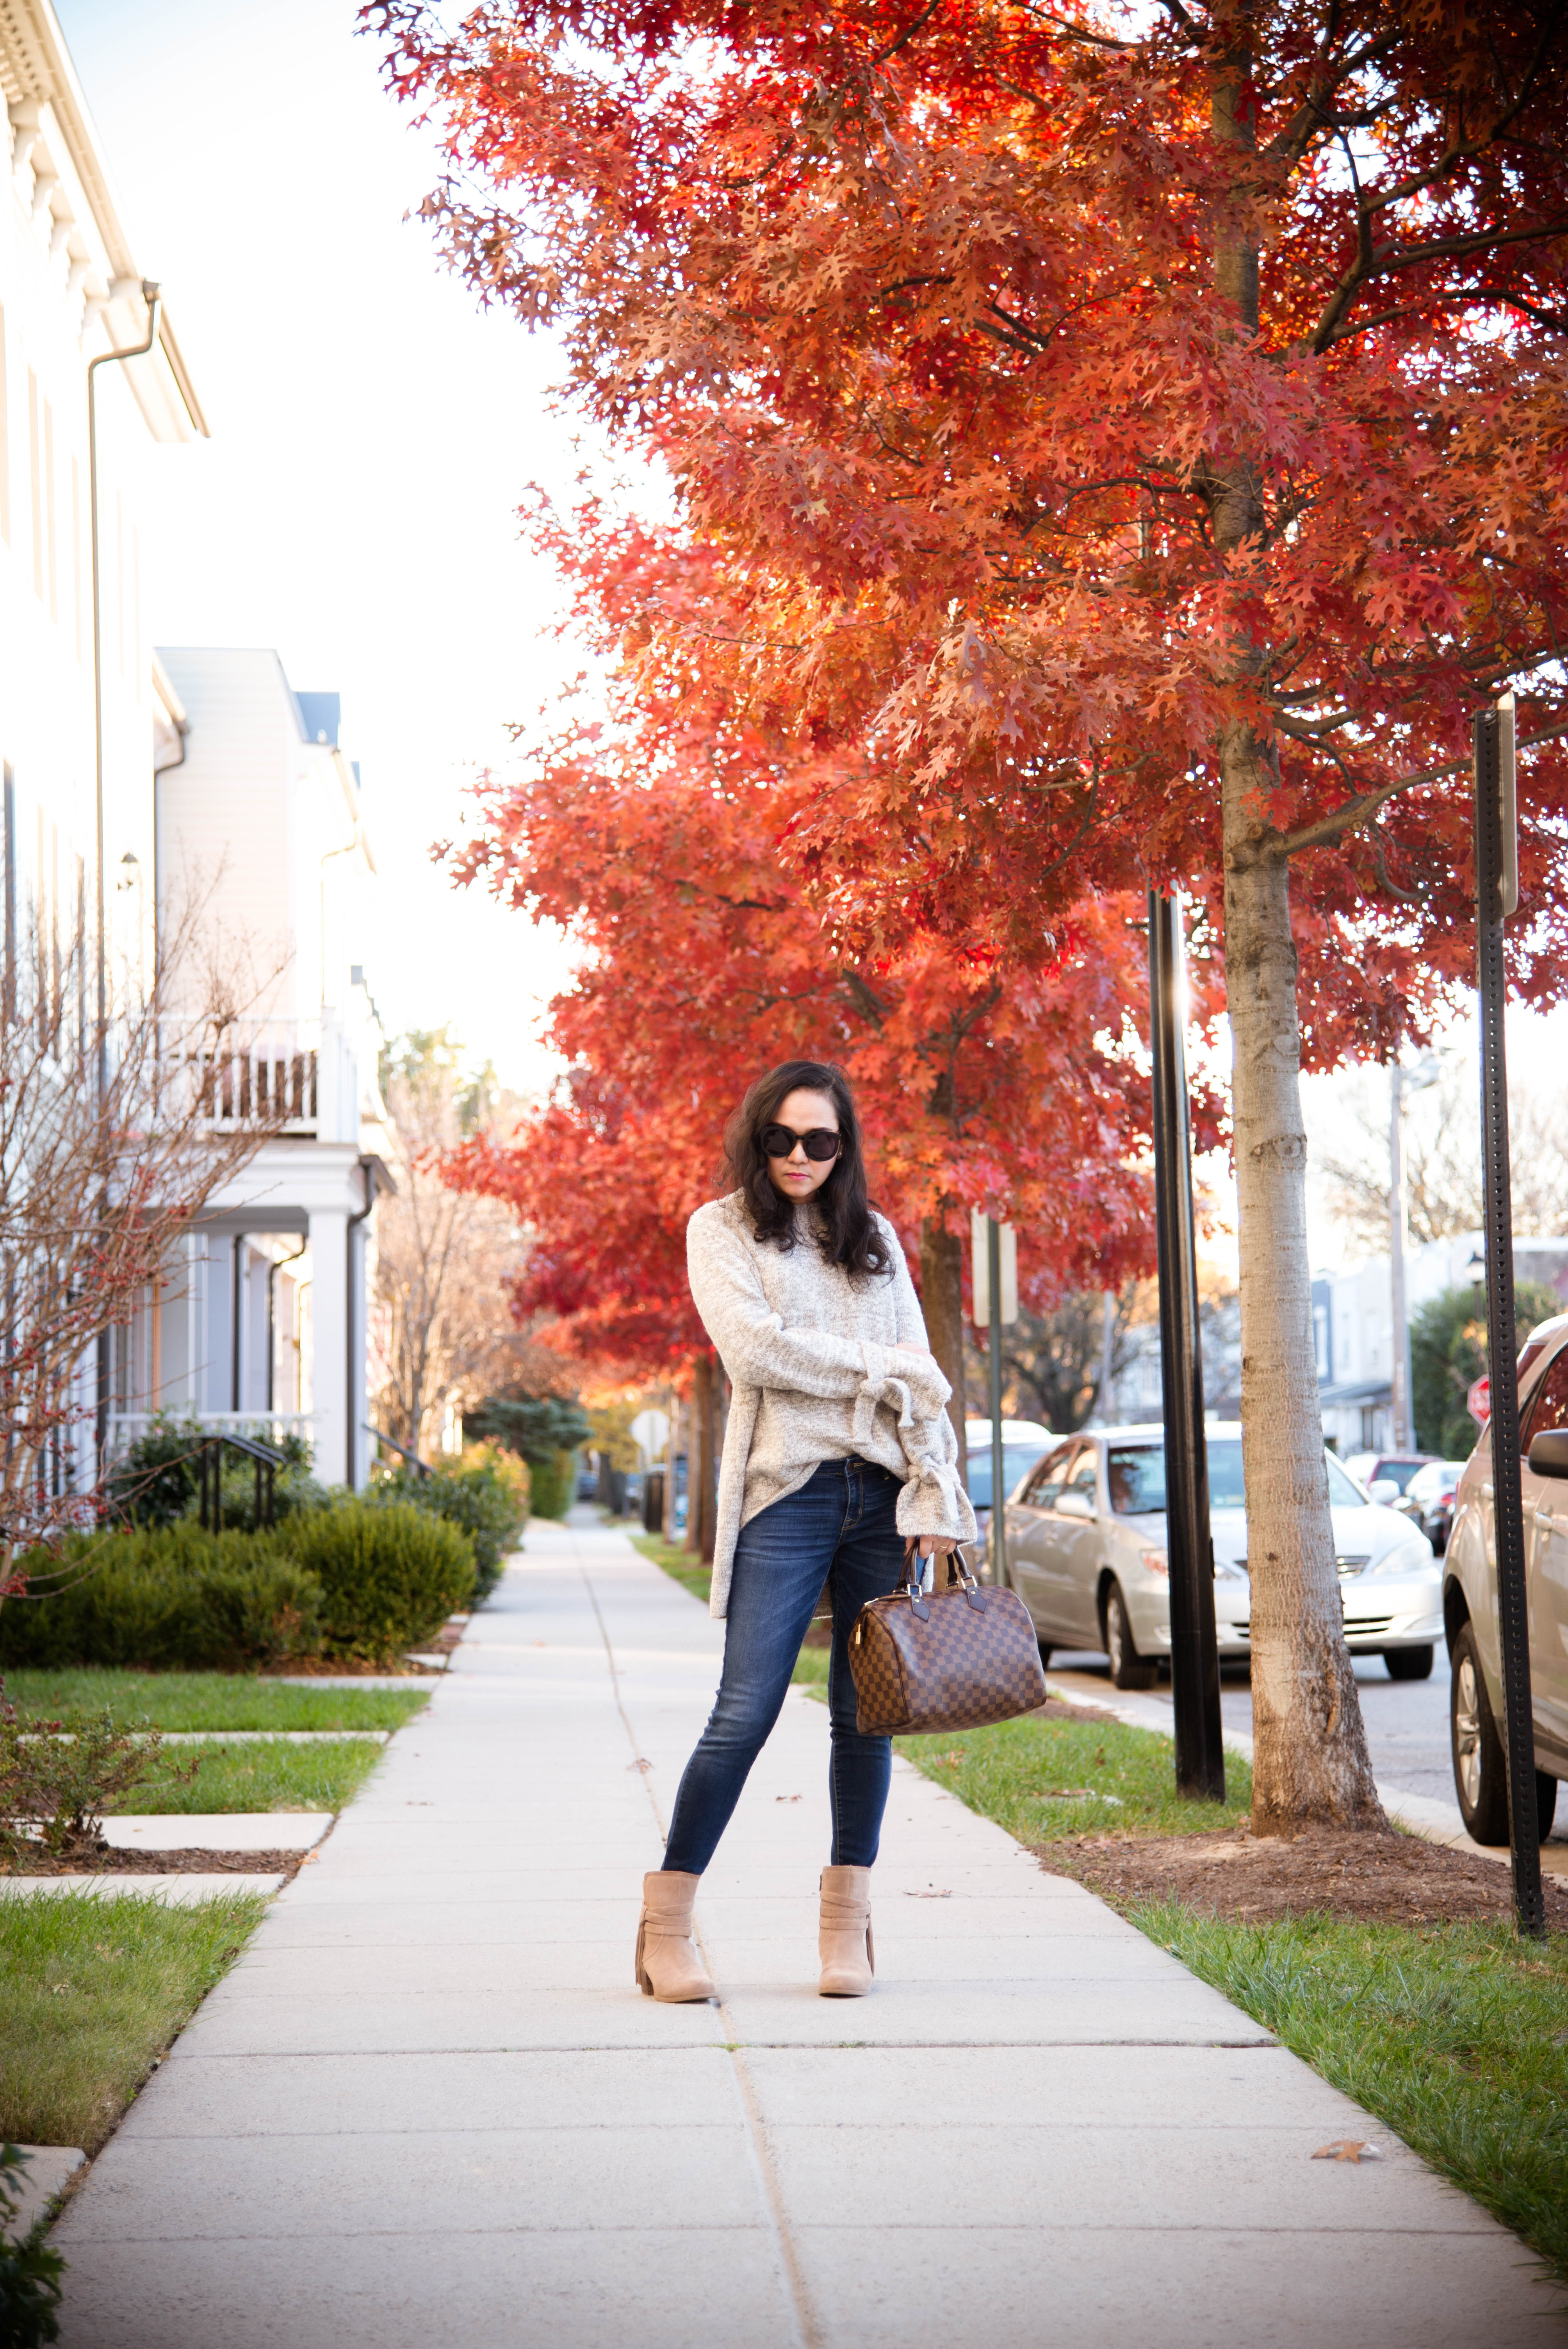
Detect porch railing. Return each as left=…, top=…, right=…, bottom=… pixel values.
left=106, top=1411, right=319, bottom=1460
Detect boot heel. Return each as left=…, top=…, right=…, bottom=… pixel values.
left=635, top=1918, right=653, bottom=1995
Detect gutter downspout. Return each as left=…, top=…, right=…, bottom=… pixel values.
left=90, top=280, right=162, bottom=1467
left=346, top=1157, right=376, bottom=1491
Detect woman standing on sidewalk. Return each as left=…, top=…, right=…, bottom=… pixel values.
left=635, top=1059, right=976, bottom=2003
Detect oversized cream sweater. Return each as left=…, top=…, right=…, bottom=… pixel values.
left=686, top=1192, right=977, bottom=1619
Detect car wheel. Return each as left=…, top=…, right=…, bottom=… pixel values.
left=1105, top=1582, right=1157, bottom=1691
left=1451, top=1621, right=1509, bottom=1843
left=1386, top=1645, right=1434, bottom=1681
left=1538, top=1773, right=1559, bottom=1841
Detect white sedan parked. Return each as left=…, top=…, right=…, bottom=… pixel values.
left=999, top=1422, right=1443, bottom=1689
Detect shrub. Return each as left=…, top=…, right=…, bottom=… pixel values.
left=0, top=1525, right=324, bottom=1673
left=0, top=1689, right=187, bottom=1865
left=372, top=1445, right=526, bottom=1604
left=104, top=1415, right=325, bottom=1533
left=527, top=1451, right=574, bottom=1521
left=285, top=1502, right=475, bottom=1663
left=0, top=2144, right=64, bottom=2345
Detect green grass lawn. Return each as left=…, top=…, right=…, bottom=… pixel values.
left=631, top=1533, right=711, bottom=1606
left=2, top=1670, right=429, bottom=1734
left=1147, top=1905, right=1568, bottom=2284
left=0, top=1890, right=268, bottom=2152
left=897, top=1709, right=1252, bottom=1841
left=114, top=1738, right=387, bottom=1814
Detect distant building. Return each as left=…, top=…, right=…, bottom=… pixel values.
left=1314, top=1234, right=1568, bottom=1454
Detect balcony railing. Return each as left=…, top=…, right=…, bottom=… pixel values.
left=147, top=1016, right=364, bottom=1144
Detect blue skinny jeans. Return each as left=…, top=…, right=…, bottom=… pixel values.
left=662, top=1456, right=903, bottom=1875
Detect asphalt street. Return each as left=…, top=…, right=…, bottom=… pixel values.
left=1046, top=1645, right=1568, bottom=1841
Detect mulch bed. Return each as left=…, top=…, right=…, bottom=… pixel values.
left=1041, top=1825, right=1568, bottom=1928
left=4, top=1846, right=309, bottom=1880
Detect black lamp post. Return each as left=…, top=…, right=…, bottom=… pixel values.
left=1147, top=891, right=1225, bottom=1802
left=1474, top=695, right=1546, bottom=1939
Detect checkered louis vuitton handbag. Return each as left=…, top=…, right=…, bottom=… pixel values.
left=848, top=1553, right=1048, bottom=1736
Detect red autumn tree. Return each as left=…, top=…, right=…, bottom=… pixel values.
left=376, top=0, right=1568, bottom=1829
left=444, top=687, right=1187, bottom=1445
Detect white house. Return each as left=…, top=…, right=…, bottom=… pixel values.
left=109, top=649, right=391, bottom=1488
left=2, top=0, right=389, bottom=1499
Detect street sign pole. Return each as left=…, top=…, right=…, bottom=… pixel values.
left=988, top=1217, right=1005, bottom=1590
left=1147, top=891, right=1225, bottom=1802
left=1474, top=697, right=1546, bottom=1939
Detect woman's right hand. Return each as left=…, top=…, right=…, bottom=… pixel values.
left=889, top=1344, right=942, bottom=1378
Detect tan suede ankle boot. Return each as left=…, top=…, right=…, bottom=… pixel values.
left=818, top=1864, right=875, bottom=1996
left=635, top=1870, right=715, bottom=2002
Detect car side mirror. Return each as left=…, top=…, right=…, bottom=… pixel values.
left=1528, top=1428, right=1568, bottom=1479
left=1056, top=1490, right=1094, bottom=1520
left=1367, top=1479, right=1399, bottom=1504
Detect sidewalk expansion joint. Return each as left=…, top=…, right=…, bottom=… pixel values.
left=577, top=1551, right=821, bottom=2349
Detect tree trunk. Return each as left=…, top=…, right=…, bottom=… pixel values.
left=919, top=1213, right=968, bottom=1488
left=686, top=1350, right=718, bottom=1564
left=1205, top=5, right=1381, bottom=1834
left=1223, top=776, right=1384, bottom=1831
left=663, top=1384, right=678, bottom=1541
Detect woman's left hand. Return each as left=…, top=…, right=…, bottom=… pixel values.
left=904, top=1535, right=958, bottom=1564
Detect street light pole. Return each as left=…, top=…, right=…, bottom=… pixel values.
left=1474, top=695, right=1545, bottom=1939
left=1389, top=1066, right=1411, bottom=1449
left=1147, top=891, right=1224, bottom=1802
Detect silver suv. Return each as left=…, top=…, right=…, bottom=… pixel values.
left=1443, top=1315, right=1568, bottom=1844
left=1000, top=1422, right=1441, bottom=1690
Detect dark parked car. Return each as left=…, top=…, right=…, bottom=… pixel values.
left=1397, top=1459, right=1467, bottom=1554
left=1343, top=1451, right=1436, bottom=1501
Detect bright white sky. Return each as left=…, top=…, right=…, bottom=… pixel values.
left=55, top=0, right=1568, bottom=1278
left=57, top=0, right=583, bottom=1093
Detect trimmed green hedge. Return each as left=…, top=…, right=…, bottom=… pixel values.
left=372, top=1452, right=526, bottom=1603
left=0, top=1524, right=323, bottom=1672
left=527, top=1451, right=575, bottom=1521
left=284, top=1501, right=475, bottom=1662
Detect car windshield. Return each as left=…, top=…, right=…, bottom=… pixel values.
left=1107, top=1439, right=1364, bottom=1515
left=1372, top=1458, right=1427, bottom=1494
left=968, top=1445, right=1048, bottom=1509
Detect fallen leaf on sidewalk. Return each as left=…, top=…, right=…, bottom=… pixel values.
left=626, top=1757, right=654, bottom=1773
left=904, top=1888, right=951, bottom=1898
left=1311, top=2140, right=1383, bottom=2163
left=775, top=1794, right=801, bottom=1802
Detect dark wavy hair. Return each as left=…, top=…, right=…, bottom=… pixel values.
left=722, top=1060, right=891, bottom=1278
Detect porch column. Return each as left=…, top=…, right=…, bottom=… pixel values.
left=308, top=1207, right=348, bottom=1485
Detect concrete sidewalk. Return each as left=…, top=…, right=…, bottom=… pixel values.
left=52, top=1516, right=1566, bottom=2347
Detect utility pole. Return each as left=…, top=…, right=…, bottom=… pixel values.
left=1474, top=692, right=1545, bottom=1939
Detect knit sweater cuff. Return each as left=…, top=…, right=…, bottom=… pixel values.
left=894, top=1456, right=979, bottom=1544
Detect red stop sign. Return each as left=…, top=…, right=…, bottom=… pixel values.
left=1468, top=1375, right=1491, bottom=1425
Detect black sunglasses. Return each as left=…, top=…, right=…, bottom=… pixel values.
left=761, top=1123, right=842, bottom=1163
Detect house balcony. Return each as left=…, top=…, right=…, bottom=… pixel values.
left=149, top=1014, right=371, bottom=1147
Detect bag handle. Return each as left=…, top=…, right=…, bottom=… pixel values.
left=897, top=1549, right=987, bottom=1616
